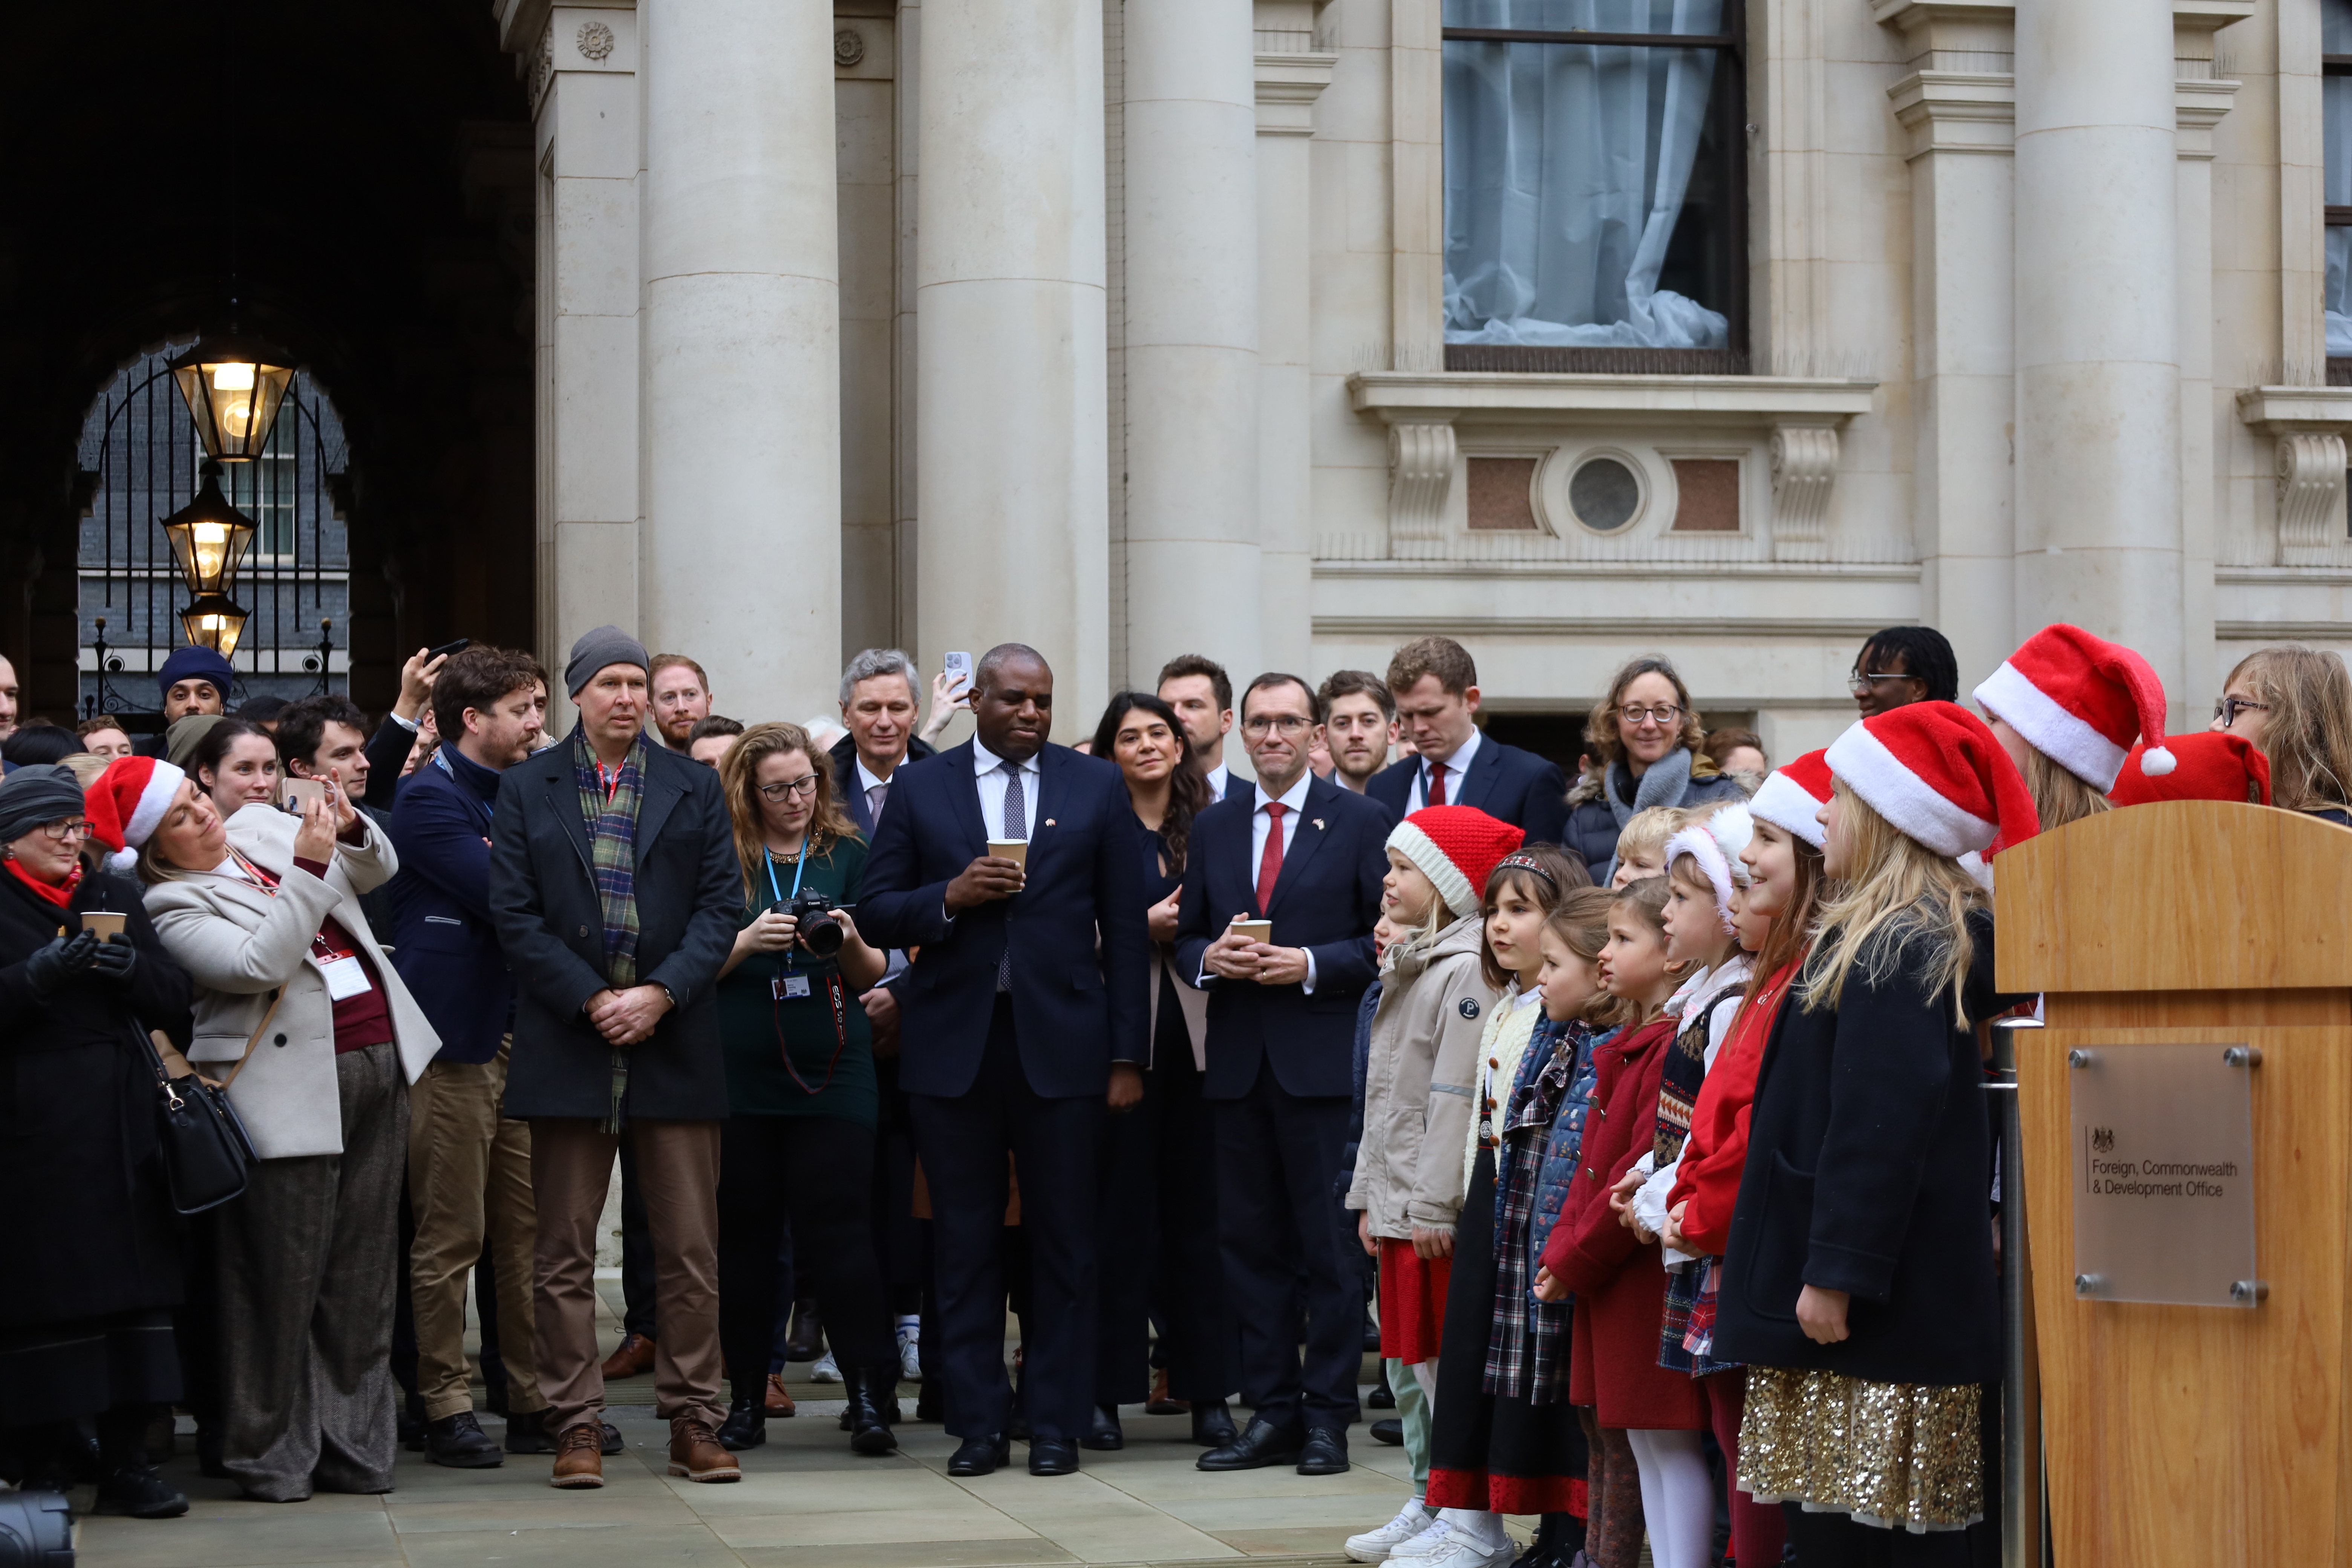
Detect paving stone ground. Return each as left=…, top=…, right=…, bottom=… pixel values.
left=75, top=1275, right=1521, bottom=1568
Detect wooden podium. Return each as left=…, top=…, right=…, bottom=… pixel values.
left=1997, top=799, right=2352, bottom=1567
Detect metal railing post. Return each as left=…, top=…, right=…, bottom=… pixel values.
left=1989, top=1015, right=2044, bottom=1568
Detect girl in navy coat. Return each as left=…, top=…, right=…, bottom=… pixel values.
left=1714, top=701, right=2036, bottom=1564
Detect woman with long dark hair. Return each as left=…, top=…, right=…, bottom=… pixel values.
left=1083, top=692, right=1236, bottom=1449
left=708, top=722, right=897, bottom=1456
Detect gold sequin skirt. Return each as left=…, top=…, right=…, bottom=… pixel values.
left=1736, top=1366, right=1983, bottom=1533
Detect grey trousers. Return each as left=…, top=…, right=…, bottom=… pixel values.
left=214, top=1042, right=410, bottom=1502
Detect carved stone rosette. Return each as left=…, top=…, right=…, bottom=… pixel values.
left=2275, top=431, right=2350, bottom=563
left=1769, top=423, right=1840, bottom=560
left=1386, top=420, right=1457, bottom=557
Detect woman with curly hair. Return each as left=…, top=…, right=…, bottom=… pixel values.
left=1563, top=656, right=1747, bottom=883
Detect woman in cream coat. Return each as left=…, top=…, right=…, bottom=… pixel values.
left=109, top=758, right=439, bottom=1502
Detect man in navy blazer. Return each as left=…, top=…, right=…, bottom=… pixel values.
left=386, top=646, right=550, bottom=1467
left=858, top=643, right=1149, bottom=1479
left=1176, top=672, right=1391, bottom=1475
left=1367, top=635, right=1570, bottom=843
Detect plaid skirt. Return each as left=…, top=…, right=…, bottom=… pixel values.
left=1657, top=1256, right=1740, bottom=1378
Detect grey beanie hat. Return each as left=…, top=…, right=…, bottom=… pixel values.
left=0, top=764, right=90, bottom=847
left=564, top=625, right=650, bottom=696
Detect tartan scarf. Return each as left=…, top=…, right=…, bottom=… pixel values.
left=575, top=729, right=647, bottom=1130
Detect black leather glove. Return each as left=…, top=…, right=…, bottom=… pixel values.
left=24, top=929, right=99, bottom=996
left=87, top=935, right=138, bottom=987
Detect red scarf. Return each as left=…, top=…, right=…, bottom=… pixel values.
left=5, top=858, right=80, bottom=908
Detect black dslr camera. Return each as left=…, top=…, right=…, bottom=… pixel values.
left=781, top=889, right=844, bottom=958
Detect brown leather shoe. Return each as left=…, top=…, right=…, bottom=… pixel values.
left=668, top=1415, right=740, bottom=1483
left=600, top=1332, right=656, bottom=1380
left=1145, top=1366, right=1190, bottom=1416
left=764, top=1372, right=797, bottom=1418
left=550, top=1423, right=604, bottom=1489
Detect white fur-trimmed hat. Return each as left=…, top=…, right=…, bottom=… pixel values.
left=1825, top=701, right=2042, bottom=859
left=86, top=756, right=187, bottom=874
left=1665, top=802, right=1754, bottom=934
left=1972, top=623, right=2174, bottom=792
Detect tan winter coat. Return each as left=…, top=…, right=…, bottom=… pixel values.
left=1346, top=913, right=1502, bottom=1240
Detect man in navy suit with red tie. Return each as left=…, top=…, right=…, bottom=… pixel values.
left=1176, top=672, right=1392, bottom=1476
left=857, top=644, right=1150, bottom=1479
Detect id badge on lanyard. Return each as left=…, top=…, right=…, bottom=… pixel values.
left=765, top=851, right=810, bottom=1002
left=316, top=945, right=374, bottom=1001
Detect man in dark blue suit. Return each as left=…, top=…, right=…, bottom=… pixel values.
left=1158, top=653, right=1247, bottom=801
left=1176, top=672, right=1391, bottom=1476
left=387, top=646, right=551, bottom=1467
left=858, top=643, right=1150, bottom=1478
left=1366, top=635, right=1570, bottom=843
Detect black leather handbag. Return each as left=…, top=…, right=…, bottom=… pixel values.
left=139, top=988, right=276, bottom=1214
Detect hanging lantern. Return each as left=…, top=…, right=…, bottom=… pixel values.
left=170, top=336, right=294, bottom=461
left=179, top=594, right=251, bottom=660
left=158, top=462, right=257, bottom=596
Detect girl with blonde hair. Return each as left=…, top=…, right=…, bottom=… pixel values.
left=2210, top=643, right=2352, bottom=825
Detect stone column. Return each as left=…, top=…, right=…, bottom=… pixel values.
left=2013, top=0, right=2181, bottom=683
left=917, top=0, right=1110, bottom=725
left=1120, top=0, right=1261, bottom=685
left=2175, top=34, right=2239, bottom=727
left=640, top=0, right=841, bottom=720
left=1256, top=45, right=1337, bottom=682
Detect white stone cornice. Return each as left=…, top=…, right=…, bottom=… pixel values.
left=1888, top=70, right=2016, bottom=159
left=2175, top=77, right=2240, bottom=158
left=1255, top=51, right=1337, bottom=136
left=2239, top=388, right=2352, bottom=566
left=1348, top=371, right=1878, bottom=426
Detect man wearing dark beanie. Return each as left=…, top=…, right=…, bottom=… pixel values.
left=488, top=625, right=741, bottom=1489
left=135, top=646, right=236, bottom=758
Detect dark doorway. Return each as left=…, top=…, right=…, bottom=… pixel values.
left=0, top=0, right=535, bottom=717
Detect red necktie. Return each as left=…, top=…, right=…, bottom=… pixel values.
left=1256, top=802, right=1288, bottom=914
left=1427, top=763, right=1447, bottom=807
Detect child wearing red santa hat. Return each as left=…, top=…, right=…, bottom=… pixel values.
left=1712, top=703, right=2036, bottom=1564
left=1974, top=623, right=2173, bottom=833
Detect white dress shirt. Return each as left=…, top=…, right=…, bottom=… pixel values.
left=854, top=755, right=894, bottom=824
left=1220, top=769, right=1317, bottom=992
left=1205, top=762, right=1231, bottom=801
left=1409, top=726, right=1483, bottom=813
left=969, top=735, right=1043, bottom=841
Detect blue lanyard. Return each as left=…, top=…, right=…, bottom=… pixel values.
left=763, top=845, right=808, bottom=975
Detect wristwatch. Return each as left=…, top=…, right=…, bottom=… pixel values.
left=655, top=982, right=678, bottom=1009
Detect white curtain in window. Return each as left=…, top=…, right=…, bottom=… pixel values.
left=1442, top=0, right=1728, bottom=349
left=2328, top=0, right=2352, bottom=354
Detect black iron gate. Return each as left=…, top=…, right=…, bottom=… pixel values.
left=76, top=345, right=351, bottom=719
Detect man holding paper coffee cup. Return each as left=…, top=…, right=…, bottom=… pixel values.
left=1175, top=673, right=1392, bottom=1476
left=858, top=643, right=1148, bottom=1481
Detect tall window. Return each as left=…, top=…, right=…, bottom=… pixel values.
left=2326, top=0, right=2352, bottom=372
left=1441, top=0, right=1746, bottom=372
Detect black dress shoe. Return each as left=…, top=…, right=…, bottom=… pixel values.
left=1370, top=1417, right=1404, bottom=1446
left=1367, top=1366, right=1396, bottom=1410
left=716, top=1395, right=767, bottom=1451
left=424, top=1411, right=506, bottom=1468
left=842, top=1367, right=899, bottom=1456
left=600, top=1420, right=623, bottom=1456
left=1296, top=1426, right=1349, bottom=1475
left=1079, top=1405, right=1123, bottom=1451
left=504, top=1412, right=555, bottom=1455
left=1027, top=1436, right=1079, bottom=1476
left=784, top=1299, right=826, bottom=1362
left=1189, top=1399, right=1238, bottom=1448
left=948, top=1432, right=1010, bottom=1477
left=92, top=1461, right=188, bottom=1518
left=1195, top=1414, right=1303, bottom=1471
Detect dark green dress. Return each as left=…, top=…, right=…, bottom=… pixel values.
left=715, top=835, right=877, bottom=1129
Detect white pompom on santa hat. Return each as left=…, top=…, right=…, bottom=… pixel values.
left=85, top=756, right=188, bottom=875
left=1749, top=749, right=1833, bottom=849
left=1971, top=623, right=2174, bottom=792
left=1825, top=700, right=2043, bottom=859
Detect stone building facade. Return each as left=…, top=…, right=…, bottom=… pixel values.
left=504, top=0, right=2352, bottom=758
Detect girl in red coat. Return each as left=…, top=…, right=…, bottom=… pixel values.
left=1533, top=877, right=1698, bottom=1568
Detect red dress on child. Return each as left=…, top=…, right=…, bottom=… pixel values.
left=1543, top=1014, right=1705, bottom=1431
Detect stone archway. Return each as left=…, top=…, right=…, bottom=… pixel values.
left=0, top=0, right=536, bottom=715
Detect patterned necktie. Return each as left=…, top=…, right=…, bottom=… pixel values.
left=997, top=762, right=1026, bottom=991
left=1256, top=802, right=1288, bottom=915
left=867, top=781, right=888, bottom=824
left=1427, top=762, right=1447, bottom=807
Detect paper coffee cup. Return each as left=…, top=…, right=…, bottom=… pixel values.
left=81, top=911, right=127, bottom=942
left=1231, top=918, right=1272, bottom=945
left=987, top=839, right=1029, bottom=868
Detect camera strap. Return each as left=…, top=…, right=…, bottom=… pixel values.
left=763, top=845, right=808, bottom=979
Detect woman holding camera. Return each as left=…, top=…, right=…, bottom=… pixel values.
left=710, top=722, right=894, bottom=1455
left=0, top=764, right=192, bottom=1517
left=115, top=755, right=438, bottom=1502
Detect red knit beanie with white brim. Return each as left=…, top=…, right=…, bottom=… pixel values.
left=1825, top=701, right=2042, bottom=859
left=1387, top=805, right=1526, bottom=919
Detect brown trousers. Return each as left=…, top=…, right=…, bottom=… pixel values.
left=407, top=1041, right=542, bottom=1421
left=530, top=1117, right=724, bottom=1433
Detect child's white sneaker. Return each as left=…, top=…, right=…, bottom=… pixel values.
left=1344, top=1497, right=1436, bottom=1562
left=1387, top=1515, right=1458, bottom=1560
left=1420, top=1536, right=1516, bottom=1568
left=809, top=1349, right=842, bottom=1383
